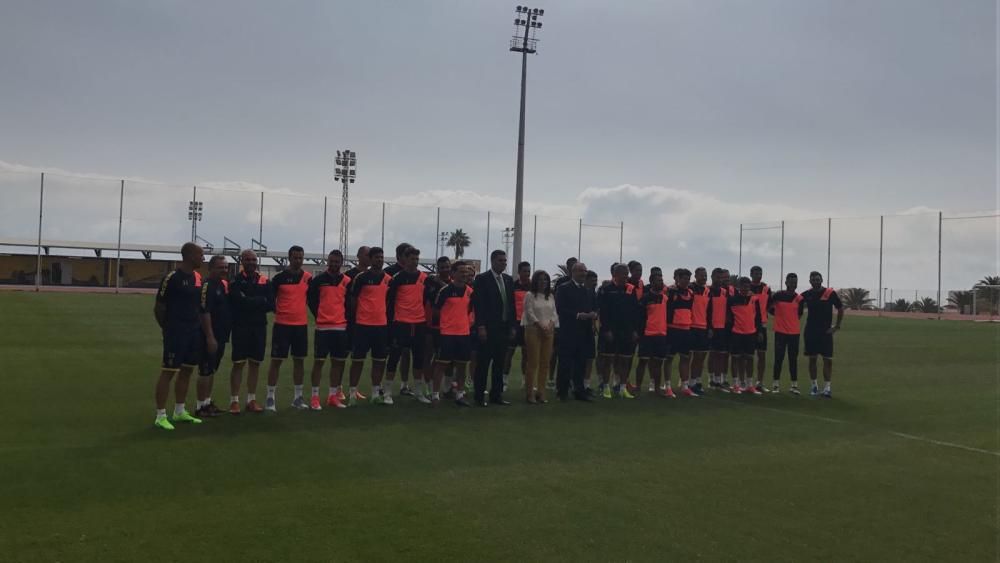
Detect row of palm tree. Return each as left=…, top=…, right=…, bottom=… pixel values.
left=839, top=276, right=1000, bottom=314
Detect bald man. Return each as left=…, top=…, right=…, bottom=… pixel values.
left=227, top=249, right=273, bottom=414
left=554, top=262, right=597, bottom=402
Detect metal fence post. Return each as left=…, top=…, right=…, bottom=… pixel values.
left=322, top=196, right=328, bottom=256
left=577, top=218, right=582, bottom=260
left=737, top=224, right=743, bottom=277
left=877, top=215, right=884, bottom=311
left=619, top=220, right=624, bottom=263
left=779, top=220, right=785, bottom=282
left=116, top=179, right=124, bottom=293
left=826, top=218, right=832, bottom=284
left=258, top=192, right=264, bottom=248
left=435, top=207, right=441, bottom=259
left=937, top=211, right=942, bottom=319
left=35, top=172, right=44, bottom=291
left=532, top=214, right=538, bottom=266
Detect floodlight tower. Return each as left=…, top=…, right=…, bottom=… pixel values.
left=187, top=199, right=203, bottom=243
left=334, top=150, right=357, bottom=253
left=502, top=226, right=515, bottom=265
left=509, top=5, right=544, bottom=267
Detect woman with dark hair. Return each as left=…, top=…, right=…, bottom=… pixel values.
left=521, top=270, right=558, bottom=403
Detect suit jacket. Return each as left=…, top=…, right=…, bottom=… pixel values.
left=556, top=281, right=596, bottom=345
left=472, top=270, right=517, bottom=328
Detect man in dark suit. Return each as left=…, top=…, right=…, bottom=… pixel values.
left=555, top=262, right=597, bottom=401
left=472, top=250, right=517, bottom=406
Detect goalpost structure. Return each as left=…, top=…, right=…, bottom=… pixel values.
left=970, top=285, right=1000, bottom=322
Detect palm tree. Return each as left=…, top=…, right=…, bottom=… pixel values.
left=891, top=298, right=910, bottom=312
left=555, top=263, right=571, bottom=279
left=911, top=297, right=939, bottom=313
left=838, top=288, right=874, bottom=310
left=946, top=290, right=973, bottom=314
left=976, top=275, right=1000, bottom=314
left=446, top=229, right=471, bottom=259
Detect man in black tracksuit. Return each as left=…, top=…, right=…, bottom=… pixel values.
left=228, top=249, right=273, bottom=413
left=597, top=263, right=641, bottom=397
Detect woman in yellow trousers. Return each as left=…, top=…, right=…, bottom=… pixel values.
left=521, top=270, right=558, bottom=404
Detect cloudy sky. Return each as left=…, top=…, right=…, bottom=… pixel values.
left=1, top=0, right=996, bottom=293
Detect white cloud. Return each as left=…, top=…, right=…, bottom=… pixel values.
left=1, top=161, right=995, bottom=292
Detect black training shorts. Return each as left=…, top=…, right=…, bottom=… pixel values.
left=755, top=327, right=768, bottom=351
left=352, top=324, right=389, bottom=360
left=231, top=323, right=267, bottom=363
left=271, top=323, right=308, bottom=359
left=599, top=330, right=637, bottom=357
left=438, top=334, right=472, bottom=363
left=199, top=342, right=227, bottom=376
left=710, top=327, right=729, bottom=353
left=162, top=326, right=202, bottom=370
left=804, top=330, right=834, bottom=359
left=638, top=335, right=669, bottom=359
left=314, top=329, right=350, bottom=360
left=667, top=329, right=692, bottom=357
left=729, top=332, right=756, bottom=357
left=690, top=328, right=710, bottom=352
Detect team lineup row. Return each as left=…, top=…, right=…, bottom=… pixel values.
left=151, top=241, right=845, bottom=430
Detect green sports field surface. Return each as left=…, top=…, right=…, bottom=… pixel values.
left=1, top=292, right=996, bottom=562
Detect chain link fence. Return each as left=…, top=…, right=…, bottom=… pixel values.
left=1, top=169, right=995, bottom=317
left=0, top=171, right=623, bottom=289
left=738, top=211, right=999, bottom=319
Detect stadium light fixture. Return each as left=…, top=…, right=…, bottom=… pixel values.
left=508, top=4, right=545, bottom=268
left=334, top=149, right=357, bottom=253
left=502, top=226, right=515, bottom=267
left=188, top=200, right=203, bottom=243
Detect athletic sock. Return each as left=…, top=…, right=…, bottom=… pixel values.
left=311, top=386, right=320, bottom=398
left=293, top=385, right=303, bottom=399
left=432, top=391, right=440, bottom=400
left=349, top=386, right=358, bottom=396
left=456, top=390, right=465, bottom=400
left=174, top=403, right=186, bottom=416
left=331, top=386, right=341, bottom=396
left=372, top=385, right=381, bottom=397
left=266, top=386, right=276, bottom=399
left=230, top=394, right=239, bottom=404
left=247, top=393, right=256, bottom=402
left=824, top=383, right=831, bottom=392
left=155, top=408, right=167, bottom=419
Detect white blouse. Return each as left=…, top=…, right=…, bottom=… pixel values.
left=521, top=291, right=559, bottom=329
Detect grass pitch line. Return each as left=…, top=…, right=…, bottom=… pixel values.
left=708, top=396, right=1000, bottom=458
left=886, top=431, right=1000, bottom=457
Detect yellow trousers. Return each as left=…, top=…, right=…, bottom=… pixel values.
left=523, top=324, right=554, bottom=395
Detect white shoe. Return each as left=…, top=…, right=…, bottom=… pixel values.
left=772, top=382, right=781, bottom=393
left=647, top=381, right=655, bottom=393
left=382, top=391, right=394, bottom=406
left=416, top=393, right=432, bottom=404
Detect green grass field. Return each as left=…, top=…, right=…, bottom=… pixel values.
left=0, top=291, right=996, bottom=562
